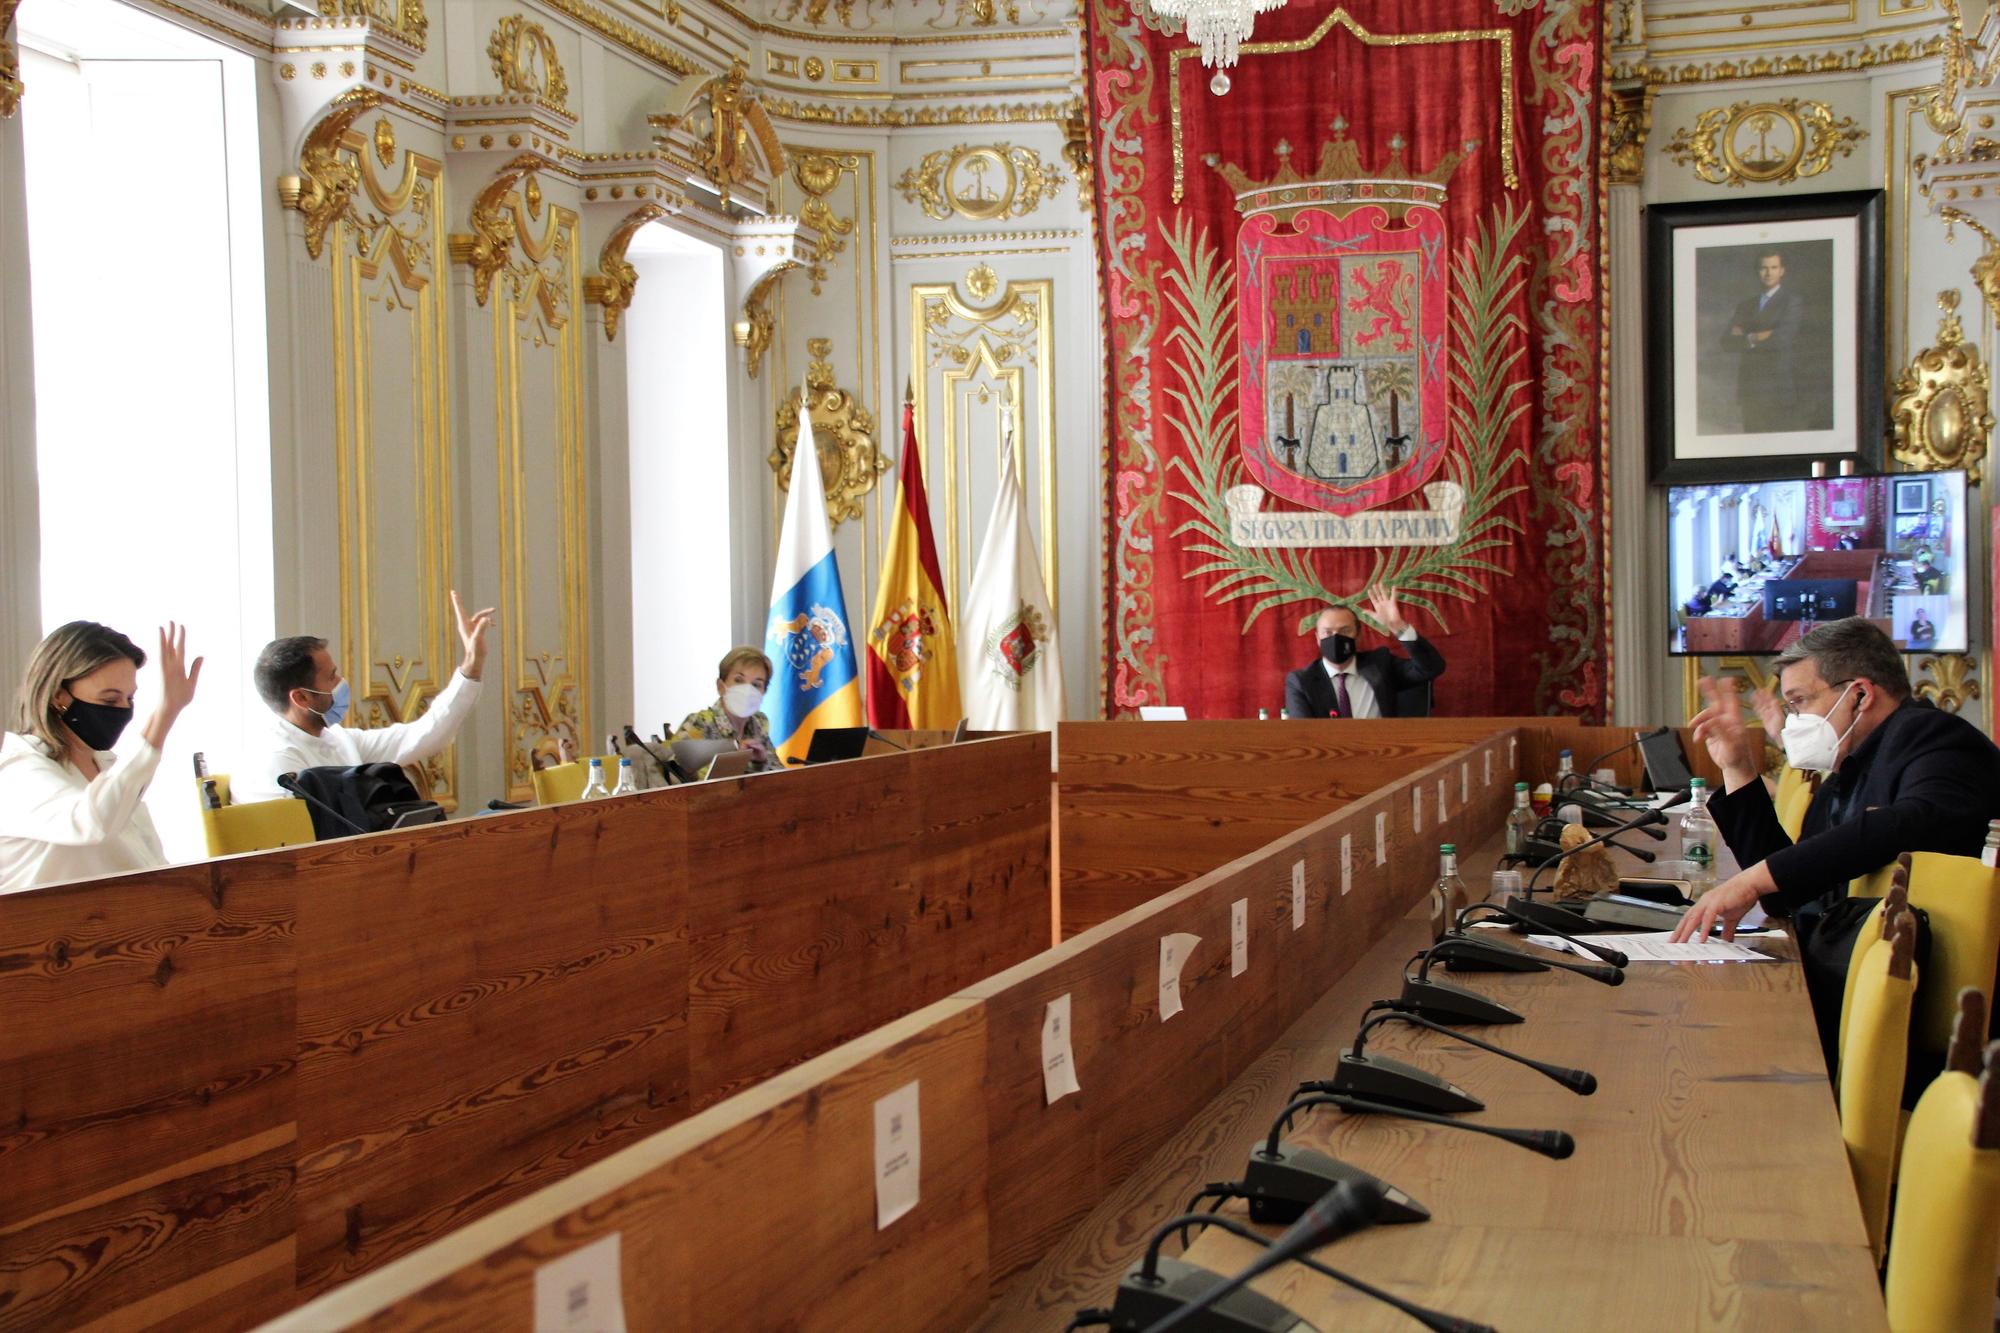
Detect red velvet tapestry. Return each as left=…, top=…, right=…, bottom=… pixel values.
left=1089, top=0, right=1610, bottom=720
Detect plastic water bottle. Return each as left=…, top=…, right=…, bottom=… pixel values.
left=1429, top=844, right=1469, bottom=942
left=1680, top=778, right=1716, bottom=890
left=1555, top=748, right=1575, bottom=789
left=579, top=757, right=610, bottom=801
left=612, top=756, right=638, bottom=796
left=1258, top=707, right=1270, bottom=721
left=1505, top=781, right=1536, bottom=858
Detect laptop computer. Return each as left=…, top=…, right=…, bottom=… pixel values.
left=804, top=726, right=870, bottom=765
left=949, top=718, right=970, bottom=745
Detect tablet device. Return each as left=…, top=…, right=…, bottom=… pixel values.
left=672, top=738, right=738, bottom=775
left=703, top=749, right=755, bottom=781
left=1638, top=729, right=1696, bottom=792
left=385, top=802, right=446, bottom=829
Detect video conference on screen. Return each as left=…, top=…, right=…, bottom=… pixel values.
left=1667, top=471, right=1968, bottom=656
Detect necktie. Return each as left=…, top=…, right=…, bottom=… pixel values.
left=1333, top=669, right=1352, bottom=719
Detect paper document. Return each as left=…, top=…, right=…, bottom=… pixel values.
left=1291, top=859, right=1306, bottom=929
left=1373, top=814, right=1386, bottom=867
left=1413, top=785, right=1424, bottom=831
left=534, top=1234, right=627, bottom=1333
left=1461, top=762, right=1471, bottom=804
left=1231, top=899, right=1248, bottom=977
left=1484, top=751, right=1493, bottom=787
left=1159, top=932, right=1200, bottom=1019
left=1526, top=932, right=1776, bottom=962
left=874, top=1080, right=921, bottom=1229
left=1042, top=994, right=1080, bottom=1104
left=1341, top=834, right=1353, bottom=896
left=1436, top=777, right=1448, bottom=822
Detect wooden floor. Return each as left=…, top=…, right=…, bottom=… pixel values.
left=975, top=833, right=1885, bottom=1331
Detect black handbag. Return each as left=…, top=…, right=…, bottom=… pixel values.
left=1795, top=889, right=1934, bottom=1101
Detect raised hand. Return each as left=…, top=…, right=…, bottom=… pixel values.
left=1688, top=675, right=1759, bottom=791
left=1748, top=683, right=1786, bottom=739
left=1366, top=584, right=1409, bottom=637
left=451, top=589, right=497, bottom=680
left=140, top=622, right=203, bottom=751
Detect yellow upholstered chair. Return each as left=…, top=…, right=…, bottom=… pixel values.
left=1774, top=765, right=1814, bottom=840
left=1839, top=902, right=1918, bottom=1261
left=1838, top=866, right=1903, bottom=1062
left=1883, top=990, right=2000, bottom=1330
left=196, top=774, right=317, bottom=856
left=531, top=756, right=615, bottom=806
left=1900, top=851, right=2000, bottom=1059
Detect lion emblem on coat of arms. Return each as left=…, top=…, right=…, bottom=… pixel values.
left=768, top=603, right=850, bottom=690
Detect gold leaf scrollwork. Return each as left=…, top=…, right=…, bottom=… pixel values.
left=1891, top=289, right=1994, bottom=483
left=278, top=87, right=385, bottom=261
left=1915, top=652, right=1982, bottom=715
left=582, top=203, right=667, bottom=342
left=1605, top=85, right=1651, bottom=186
left=1664, top=98, right=1866, bottom=187
left=653, top=59, right=784, bottom=210
left=449, top=153, right=568, bottom=315
left=769, top=337, right=887, bottom=528
left=737, top=261, right=797, bottom=379
left=488, top=15, right=569, bottom=112
left=1928, top=0, right=1971, bottom=135
left=316, top=0, right=428, bottom=52
left=1062, top=102, right=1093, bottom=212
left=896, top=142, right=1065, bottom=222
left=0, top=0, right=23, bottom=119
left=791, top=150, right=857, bottom=295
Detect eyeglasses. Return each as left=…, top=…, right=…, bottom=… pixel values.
left=1781, top=678, right=1854, bottom=717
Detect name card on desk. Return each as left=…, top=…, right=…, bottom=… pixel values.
left=534, top=1233, right=627, bottom=1333
left=1042, top=994, right=1080, bottom=1104
left=1159, top=933, right=1200, bottom=1020
left=1437, top=777, right=1448, bottom=822
left=1291, top=860, right=1306, bottom=929
left=1231, top=899, right=1248, bottom=977
left=1484, top=751, right=1493, bottom=787
left=1461, top=762, right=1470, bottom=804
left=874, top=1080, right=921, bottom=1229
left=1413, top=786, right=1424, bottom=831
left=1342, top=834, right=1353, bottom=895
left=1374, top=814, right=1386, bottom=867
left=1509, top=737, right=1518, bottom=768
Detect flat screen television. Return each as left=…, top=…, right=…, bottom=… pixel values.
left=1667, top=470, right=1968, bottom=655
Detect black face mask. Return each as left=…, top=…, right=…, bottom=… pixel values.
left=1318, top=634, right=1357, bottom=665
left=61, top=698, right=134, bottom=751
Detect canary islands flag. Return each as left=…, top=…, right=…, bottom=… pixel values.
left=764, top=383, right=863, bottom=765
left=865, top=397, right=962, bottom=729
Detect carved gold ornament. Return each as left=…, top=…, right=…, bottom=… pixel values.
left=1664, top=98, right=1865, bottom=187
left=651, top=59, right=784, bottom=210
left=1, top=0, right=23, bottom=118
left=317, top=0, right=428, bottom=52
left=1062, top=102, right=1092, bottom=212
left=1605, top=85, right=1651, bottom=186
left=1890, top=290, right=1994, bottom=484
left=896, top=142, right=1065, bottom=222
left=278, top=88, right=386, bottom=260
left=791, top=149, right=857, bottom=294
left=966, top=262, right=999, bottom=302
left=449, top=154, right=570, bottom=318
left=583, top=203, right=667, bottom=342
left=1915, top=652, right=1982, bottom=715
left=770, top=338, right=888, bottom=528
left=737, top=261, right=798, bottom=379
left=489, top=15, right=569, bottom=112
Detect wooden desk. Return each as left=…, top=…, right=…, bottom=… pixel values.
left=976, top=833, right=1883, bottom=1330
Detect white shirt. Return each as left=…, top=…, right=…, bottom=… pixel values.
left=1320, top=626, right=1418, bottom=720
left=0, top=732, right=167, bottom=894
left=235, top=669, right=483, bottom=803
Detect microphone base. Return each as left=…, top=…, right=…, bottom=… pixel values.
left=1242, top=1142, right=1431, bottom=1225
left=1501, top=898, right=1608, bottom=935
left=1325, top=1052, right=1483, bottom=1114
left=1439, top=941, right=1550, bottom=974
left=1110, top=1256, right=1309, bottom=1333
left=1399, top=977, right=1524, bottom=1026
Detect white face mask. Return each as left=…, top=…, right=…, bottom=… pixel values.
left=722, top=682, right=765, bottom=717
left=1780, top=681, right=1859, bottom=773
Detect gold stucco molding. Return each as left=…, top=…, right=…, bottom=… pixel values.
left=1891, top=290, right=1994, bottom=484
left=650, top=58, right=785, bottom=210
left=0, top=0, right=22, bottom=118
left=1664, top=97, right=1865, bottom=187
left=582, top=203, right=667, bottom=341
left=1606, top=84, right=1652, bottom=186
left=895, top=141, right=1065, bottom=221
left=278, top=87, right=387, bottom=260
left=769, top=337, right=887, bottom=528
left=488, top=15, right=569, bottom=113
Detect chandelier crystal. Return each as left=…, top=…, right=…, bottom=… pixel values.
left=1150, top=0, right=1288, bottom=69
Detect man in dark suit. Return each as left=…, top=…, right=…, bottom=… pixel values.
left=1724, top=250, right=1805, bottom=433
left=1283, top=586, right=1445, bottom=720
left=1674, top=617, right=2000, bottom=944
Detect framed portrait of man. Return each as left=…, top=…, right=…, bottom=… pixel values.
left=1645, top=190, right=1885, bottom=483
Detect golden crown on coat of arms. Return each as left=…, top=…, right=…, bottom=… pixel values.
left=1203, top=118, right=1479, bottom=225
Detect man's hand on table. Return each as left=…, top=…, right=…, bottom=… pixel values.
left=1671, top=861, right=1776, bottom=942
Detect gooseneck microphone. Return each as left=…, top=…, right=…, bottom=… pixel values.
left=1563, top=726, right=1670, bottom=797
left=865, top=728, right=911, bottom=752
left=1525, top=789, right=1688, bottom=897
left=1138, top=1181, right=1385, bottom=1333
left=1117, top=1208, right=1493, bottom=1333
left=1301, top=1002, right=1598, bottom=1113
left=1271, top=1091, right=1576, bottom=1161
left=275, top=772, right=368, bottom=837
left=621, top=725, right=681, bottom=783
left=1457, top=902, right=1630, bottom=967
left=1556, top=790, right=1668, bottom=840
left=1428, top=936, right=1625, bottom=986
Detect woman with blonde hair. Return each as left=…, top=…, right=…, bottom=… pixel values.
left=673, top=646, right=778, bottom=773
left=0, top=621, right=202, bottom=893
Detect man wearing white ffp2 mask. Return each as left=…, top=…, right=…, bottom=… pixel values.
left=1672, top=617, right=2000, bottom=945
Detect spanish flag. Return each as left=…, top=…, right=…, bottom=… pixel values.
left=865, top=395, right=962, bottom=728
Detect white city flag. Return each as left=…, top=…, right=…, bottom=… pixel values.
left=959, top=415, right=1064, bottom=729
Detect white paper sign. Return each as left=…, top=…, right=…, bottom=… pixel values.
left=1437, top=778, right=1448, bottom=822
left=534, top=1234, right=627, bottom=1333
left=1231, top=899, right=1248, bottom=977
left=1413, top=786, right=1424, bottom=831
left=1042, top=994, right=1080, bottom=1104
left=1484, top=751, right=1493, bottom=786
left=1341, top=834, right=1353, bottom=896
left=1461, top=762, right=1470, bottom=804
left=1374, top=812, right=1387, bottom=867
left=874, top=1080, right=921, bottom=1230
left=1510, top=737, right=1518, bottom=768
left=1160, top=933, right=1200, bottom=1020
left=1291, top=859, right=1306, bottom=929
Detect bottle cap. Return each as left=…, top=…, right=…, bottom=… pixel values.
left=1690, top=777, right=1706, bottom=788
left=1514, top=781, right=1529, bottom=790
left=1440, top=843, right=1456, bottom=853
left=589, top=757, right=602, bottom=767
left=1559, top=748, right=1572, bottom=756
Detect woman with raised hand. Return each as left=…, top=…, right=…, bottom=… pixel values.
left=0, top=621, right=202, bottom=893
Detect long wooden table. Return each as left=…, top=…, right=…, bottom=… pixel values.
left=977, top=831, right=1884, bottom=1330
